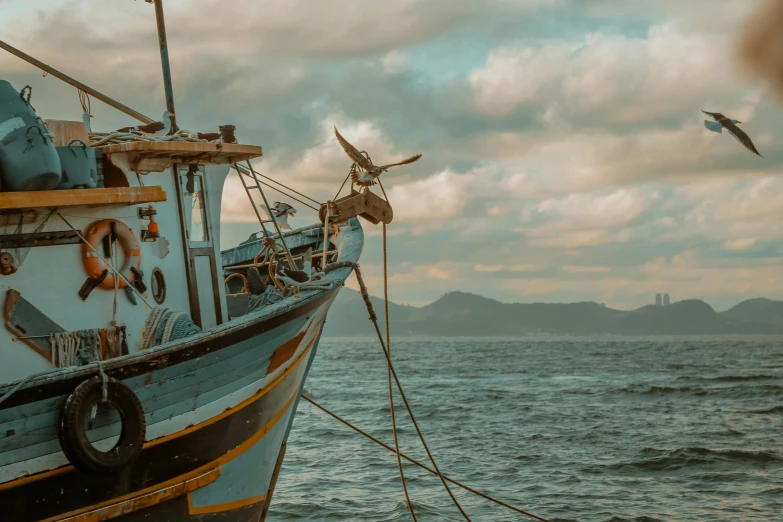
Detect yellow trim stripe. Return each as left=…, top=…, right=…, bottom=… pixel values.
left=0, top=326, right=319, bottom=492
left=187, top=493, right=266, bottom=515
left=39, top=388, right=299, bottom=522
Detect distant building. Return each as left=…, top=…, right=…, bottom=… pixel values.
left=663, top=293, right=670, bottom=306
left=655, top=293, right=662, bottom=307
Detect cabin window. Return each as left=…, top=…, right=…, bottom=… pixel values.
left=180, top=167, right=208, bottom=243
left=151, top=268, right=166, bottom=304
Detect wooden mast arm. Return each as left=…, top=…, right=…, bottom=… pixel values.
left=0, top=39, right=155, bottom=125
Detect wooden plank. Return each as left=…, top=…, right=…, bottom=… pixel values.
left=97, top=141, right=262, bottom=165
left=0, top=186, right=166, bottom=211
left=44, top=120, right=89, bottom=147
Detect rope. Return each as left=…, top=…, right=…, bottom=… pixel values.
left=383, top=223, right=416, bottom=520
left=50, top=332, right=79, bottom=368
left=248, top=287, right=285, bottom=313
left=353, top=265, right=472, bottom=521
left=87, top=128, right=211, bottom=147
left=140, top=307, right=201, bottom=350
left=235, top=166, right=320, bottom=212
left=333, top=171, right=351, bottom=201
left=244, top=161, right=296, bottom=269
left=54, top=211, right=152, bottom=309
left=302, top=396, right=554, bottom=522
left=234, top=164, right=322, bottom=206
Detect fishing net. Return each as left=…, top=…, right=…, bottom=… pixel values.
left=0, top=210, right=54, bottom=274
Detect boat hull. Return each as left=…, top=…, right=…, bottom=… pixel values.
left=0, top=289, right=335, bottom=522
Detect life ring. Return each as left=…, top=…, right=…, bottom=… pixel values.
left=58, top=376, right=146, bottom=475
left=82, top=219, right=141, bottom=290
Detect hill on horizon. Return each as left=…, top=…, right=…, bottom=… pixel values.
left=322, top=290, right=783, bottom=337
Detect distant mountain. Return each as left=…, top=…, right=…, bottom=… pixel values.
left=322, top=290, right=783, bottom=337
left=721, top=298, right=783, bottom=327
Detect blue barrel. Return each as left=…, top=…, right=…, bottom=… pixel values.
left=56, top=139, right=99, bottom=189
left=0, top=81, right=61, bottom=191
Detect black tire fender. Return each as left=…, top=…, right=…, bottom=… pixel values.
left=58, top=376, right=146, bottom=475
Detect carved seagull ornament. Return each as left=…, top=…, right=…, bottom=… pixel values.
left=334, top=126, right=422, bottom=186
left=702, top=110, right=761, bottom=156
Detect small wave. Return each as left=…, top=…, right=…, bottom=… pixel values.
left=679, top=375, right=780, bottom=383
left=606, top=447, right=783, bottom=472
left=750, top=405, right=783, bottom=414
left=620, top=384, right=709, bottom=396
left=606, top=516, right=663, bottom=522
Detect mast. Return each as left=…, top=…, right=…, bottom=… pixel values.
left=152, top=0, right=178, bottom=134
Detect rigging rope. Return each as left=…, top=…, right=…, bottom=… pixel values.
left=353, top=265, right=472, bottom=521
left=54, top=211, right=152, bottom=309
left=234, top=166, right=319, bottom=212
left=383, top=225, right=416, bottom=519
left=234, top=164, right=322, bottom=206
left=244, top=161, right=296, bottom=269
left=302, top=395, right=554, bottom=522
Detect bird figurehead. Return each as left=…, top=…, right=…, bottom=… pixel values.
left=271, top=202, right=296, bottom=217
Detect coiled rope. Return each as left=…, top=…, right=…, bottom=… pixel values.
left=87, top=128, right=212, bottom=147
left=353, top=264, right=472, bottom=521
left=140, top=307, right=201, bottom=350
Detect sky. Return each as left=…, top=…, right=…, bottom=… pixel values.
left=1, top=0, right=781, bottom=311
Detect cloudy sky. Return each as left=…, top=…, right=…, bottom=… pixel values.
left=1, top=0, right=781, bottom=310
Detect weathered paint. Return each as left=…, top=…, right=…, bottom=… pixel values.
left=0, top=101, right=364, bottom=520
left=0, top=321, right=320, bottom=520
left=61, top=467, right=221, bottom=521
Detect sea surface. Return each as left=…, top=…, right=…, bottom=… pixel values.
left=269, top=337, right=783, bottom=521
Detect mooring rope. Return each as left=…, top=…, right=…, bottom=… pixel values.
left=383, top=223, right=417, bottom=520
left=302, top=395, right=554, bottom=522
left=353, top=265, right=472, bottom=521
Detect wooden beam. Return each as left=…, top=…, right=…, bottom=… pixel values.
left=0, top=40, right=155, bottom=125
left=0, top=186, right=167, bottom=211
left=98, top=141, right=263, bottom=165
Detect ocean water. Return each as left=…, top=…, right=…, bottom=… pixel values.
left=269, top=337, right=783, bottom=521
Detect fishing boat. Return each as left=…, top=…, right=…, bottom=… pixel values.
left=0, top=3, right=391, bottom=521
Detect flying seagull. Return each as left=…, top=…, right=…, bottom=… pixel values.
left=334, top=126, right=422, bottom=186
left=702, top=110, right=761, bottom=156
left=117, top=110, right=174, bottom=135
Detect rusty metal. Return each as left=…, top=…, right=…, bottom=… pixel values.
left=57, top=467, right=220, bottom=521
left=318, top=188, right=393, bottom=226
left=259, top=441, right=287, bottom=521
left=0, top=230, right=81, bottom=249
left=0, top=40, right=154, bottom=125
left=152, top=0, right=178, bottom=134
left=219, top=125, right=237, bottom=143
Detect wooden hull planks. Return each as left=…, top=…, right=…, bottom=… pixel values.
left=0, top=294, right=331, bottom=522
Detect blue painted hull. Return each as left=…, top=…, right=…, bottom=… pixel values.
left=0, top=287, right=336, bottom=521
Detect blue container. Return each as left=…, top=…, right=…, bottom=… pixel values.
left=0, top=81, right=61, bottom=191
left=56, top=139, right=99, bottom=189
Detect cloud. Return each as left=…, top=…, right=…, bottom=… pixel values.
left=469, top=19, right=756, bottom=125
left=3, top=0, right=781, bottom=311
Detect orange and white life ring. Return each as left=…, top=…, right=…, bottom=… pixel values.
left=82, top=219, right=141, bottom=290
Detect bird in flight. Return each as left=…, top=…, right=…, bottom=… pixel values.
left=702, top=110, right=761, bottom=156
left=334, top=126, right=422, bottom=186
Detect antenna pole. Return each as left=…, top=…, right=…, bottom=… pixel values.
left=152, top=0, right=178, bottom=133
